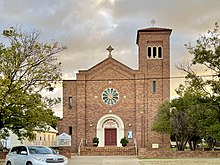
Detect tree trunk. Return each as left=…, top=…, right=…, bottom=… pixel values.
left=176, top=139, right=186, bottom=151
left=189, top=140, right=197, bottom=150
left=207, top=137, right=216, bottom=150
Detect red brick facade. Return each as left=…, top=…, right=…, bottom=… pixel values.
left=58, top=27, right=172, bottom=153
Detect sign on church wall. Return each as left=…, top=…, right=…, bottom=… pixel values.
left=127, top=131, right=133, bottom=139
left=57, top=133, right=71, bottom=146
left=152, top=144, right=159, bottom=149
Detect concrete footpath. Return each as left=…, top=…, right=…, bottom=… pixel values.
left=69, top=156, right=220, bottom=165
left=69, top=156, right=140, bottom=165
left=2, top=157, right=220, bottom=165
left=0, top=157, right=139, bottom=165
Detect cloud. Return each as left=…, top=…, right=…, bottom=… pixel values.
left=1, top=0, right=219, bottom=116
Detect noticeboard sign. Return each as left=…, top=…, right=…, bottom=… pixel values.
left=57, top=133, right=71, bottom=146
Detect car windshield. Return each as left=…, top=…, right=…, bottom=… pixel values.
left=28, top=146, right=56, bottom=154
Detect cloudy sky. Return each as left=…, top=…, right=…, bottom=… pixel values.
left=0, top=0, right=219, bottom=117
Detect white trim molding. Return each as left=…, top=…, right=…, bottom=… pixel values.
left=96, top=114, right=124, bottom=147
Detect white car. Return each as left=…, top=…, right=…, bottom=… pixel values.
left=5, top=145, right=68, bottom=165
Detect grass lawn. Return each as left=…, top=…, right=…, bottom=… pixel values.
left=139, top=158, right=220, bottom=165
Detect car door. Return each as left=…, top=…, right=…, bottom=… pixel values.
left=16, top=146, right=28, bottom=165
left=8, top=146, right=20, bottom=165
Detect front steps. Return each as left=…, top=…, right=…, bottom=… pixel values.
left=80, top=146, right=136, bottom=156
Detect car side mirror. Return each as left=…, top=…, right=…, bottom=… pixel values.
left=20, top=151, right=27, bottom=155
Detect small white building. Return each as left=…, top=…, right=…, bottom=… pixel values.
left=1, top=126, right=58, bottom=149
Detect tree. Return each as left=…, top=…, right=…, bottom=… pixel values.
left=177, top=22, right=220, bottom=149
left=152, top=86, right=206, bottom=151
left=0, top=27, right=66, bottom=141
left=153, top=22, right=220, bottom=151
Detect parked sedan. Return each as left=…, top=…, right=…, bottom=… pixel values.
left=5, top=145, right=68, bottom=165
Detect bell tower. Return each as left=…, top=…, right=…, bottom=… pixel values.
left=136, top=26, right=172, bottom=101
left=136, top=26, right=172, bottom=73
left=136, top=25, right=172, bottom=148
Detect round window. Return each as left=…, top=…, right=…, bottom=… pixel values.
left=102, top=88, right=119, bottom=106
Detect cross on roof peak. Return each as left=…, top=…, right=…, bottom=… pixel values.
left=151, top=19, right=156, bottom=27
left=106, top=45, right=114, bottom=57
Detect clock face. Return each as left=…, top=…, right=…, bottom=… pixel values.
left=102, top=88, right=119, bottom=106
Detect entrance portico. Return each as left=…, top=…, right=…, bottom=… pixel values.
left=96, top=114, right=124, bottom=147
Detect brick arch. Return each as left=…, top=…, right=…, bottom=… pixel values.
left=96, top=114, right=124, bottom=147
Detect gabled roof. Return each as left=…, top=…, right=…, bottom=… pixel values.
left=77, top=56, right=136, bottom=80
left=35, top=126, right=58, bottom=133
left=57, top=133, right=71, bottom=139
left=136, top=27, right=172, bottom=44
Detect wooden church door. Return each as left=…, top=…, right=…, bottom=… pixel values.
left=105, top=128, right=117, bottom=146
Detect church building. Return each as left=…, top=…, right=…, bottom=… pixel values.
left=58, top=26, right=172, bottom=153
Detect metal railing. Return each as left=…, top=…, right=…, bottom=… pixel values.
left=78, top=139, right=84, bottom=156
left=134, top=138, right=138, bottom=156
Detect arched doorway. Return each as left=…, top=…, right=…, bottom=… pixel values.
left=104, top=119, right=118, bottom=146
left=96, top=114, right=124, bottom=147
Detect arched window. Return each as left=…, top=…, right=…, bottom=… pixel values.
left=68, top=96, right=72, bottom=109
left=147, top=46, right=163, bottom=59
left=147, top=47, right=151, bottom=58
left=153, top=47, right=157, bottom=58
left=158, top=46, right=162, bottom=58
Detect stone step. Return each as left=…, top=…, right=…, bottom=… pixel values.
left=80, top=146, right=136, bottom=156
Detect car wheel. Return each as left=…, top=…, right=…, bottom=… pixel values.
left=26, top=162, right=33, bottom=165
left=6, top=162, right=12, bottom=165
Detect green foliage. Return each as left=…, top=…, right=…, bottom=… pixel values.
left=153, top=22, right=220, bottom=150
left=183, top=22, right=220, bottom=145
left=120, top=137, right=129, bottom=145
left=93, top=137, right=99, bottom=144
left=0, top=26, right=66, bottom=141
left=152, top=89, right=206, bottom=151
left=152, top=102, right=172, bottom=134
left=186, top=22, right=220, bottom=73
